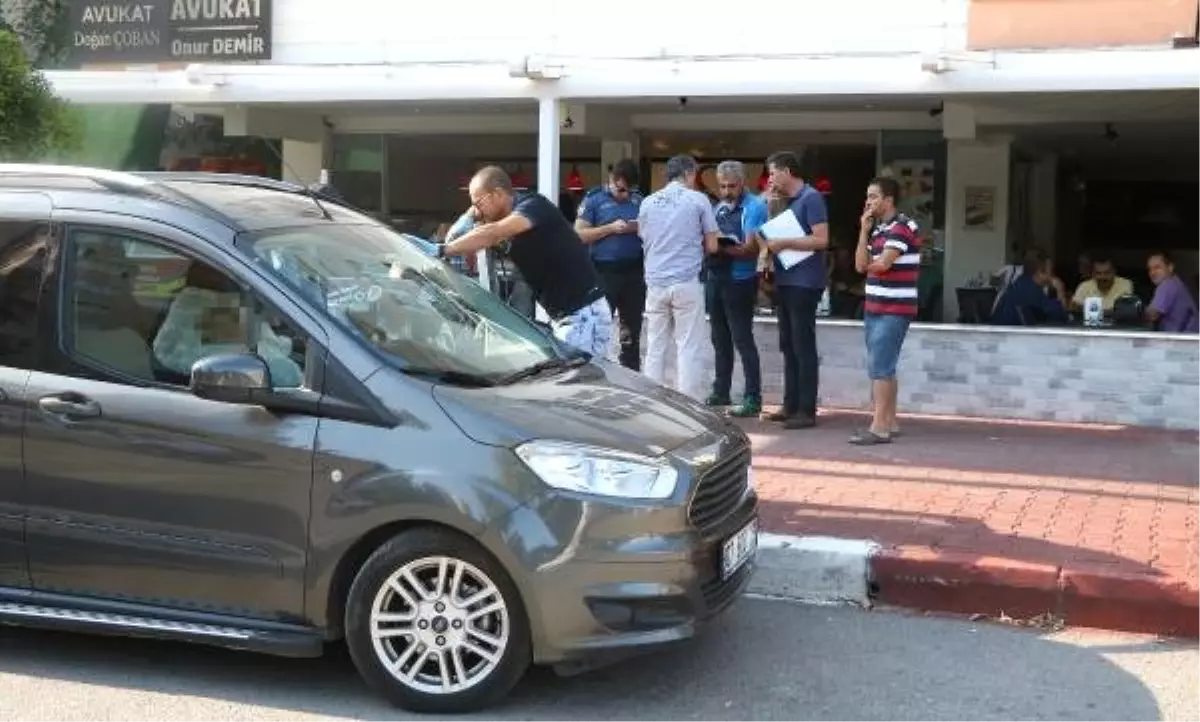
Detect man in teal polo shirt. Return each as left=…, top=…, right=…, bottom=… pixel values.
left=706, top=160, right=768, bottom=417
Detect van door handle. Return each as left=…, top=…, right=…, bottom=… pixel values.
left=38, top=394, right=101, bottom=419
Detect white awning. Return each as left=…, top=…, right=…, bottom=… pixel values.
left=44, top=47, right=1199, bottom=106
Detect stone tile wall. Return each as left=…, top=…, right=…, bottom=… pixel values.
left=637, top=318, right=1200, bottom=430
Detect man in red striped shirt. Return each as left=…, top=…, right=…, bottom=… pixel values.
left=850, top=176, right=921, bottom=445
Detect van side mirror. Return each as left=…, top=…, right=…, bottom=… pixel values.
left=190, top=353, right=273, bottom=404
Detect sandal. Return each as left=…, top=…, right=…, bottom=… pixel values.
left=848, top=429, right=892, bottom=446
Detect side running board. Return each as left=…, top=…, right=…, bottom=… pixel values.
left=0, top=595, right=325, bottom=658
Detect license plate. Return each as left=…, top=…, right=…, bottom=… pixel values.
left=721, top=518, right=758, bottom=579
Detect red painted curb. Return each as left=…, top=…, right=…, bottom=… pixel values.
left=872, top=549, right=1062, bottom=622
left=868, top=548, right=1199, bottom=638
left=1060, top=566, right=1199, bottom=638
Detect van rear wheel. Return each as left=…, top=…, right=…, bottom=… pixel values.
left=344, top=527, right=531, bottom=713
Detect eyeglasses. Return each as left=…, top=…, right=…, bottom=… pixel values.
left=469, top=190, right=492, bottom=211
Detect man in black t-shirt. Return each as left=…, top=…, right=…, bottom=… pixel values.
left=441, top=166, right=613, bottom=357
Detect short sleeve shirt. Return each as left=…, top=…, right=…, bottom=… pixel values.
left=578, top=187, right=643, bottom=262
left=1150, top=275, right=1199, bottom=332
left=507, top=193, right=604, bottom=318
left=773, top=184, right=829, bottom=289
left=637, top=181, right=719, bottom=287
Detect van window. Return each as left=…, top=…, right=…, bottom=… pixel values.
left=64, top=229, right=308, bottom=389
left=242, top=223, right=563, bottom=380
left=0, top=219, right=48, bottom=369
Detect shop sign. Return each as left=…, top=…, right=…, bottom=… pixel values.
left=66, top=0, right=272, bottom=66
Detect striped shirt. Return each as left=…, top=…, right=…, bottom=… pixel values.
left=864, top=213, right=921, bottom=317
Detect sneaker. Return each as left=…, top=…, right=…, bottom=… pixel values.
left=728, top=396, right=762, bottom=418
left=761, top=409, right=791, bottom=422
left=705, top=393, right=732, bottom=407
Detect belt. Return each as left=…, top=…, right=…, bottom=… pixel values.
left=550, top=286, right=606, bottom=321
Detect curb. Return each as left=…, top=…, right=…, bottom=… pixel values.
left=752, top=533, right=879, bottom=606
left=748, top=532, right=1199, bottom=638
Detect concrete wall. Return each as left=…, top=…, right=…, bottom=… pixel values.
left=967, top=0, right=1198, bottom=50
left=648, top=318, right=1200, bottom=430
left=270, top=0, right=967, bottom=65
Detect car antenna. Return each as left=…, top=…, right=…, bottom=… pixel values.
left=261, top=138, right=334, bottom=221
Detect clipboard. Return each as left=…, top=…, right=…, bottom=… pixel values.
left=758, top=209, right=813, bottom=270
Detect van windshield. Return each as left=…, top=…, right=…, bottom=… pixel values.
left=242, top=223, right=562, bottom=380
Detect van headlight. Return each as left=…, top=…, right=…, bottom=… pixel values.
left=514, top=441, right=679, bottom=500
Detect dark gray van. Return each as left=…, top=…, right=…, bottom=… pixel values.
left=0, top=165, right=758, bottom=713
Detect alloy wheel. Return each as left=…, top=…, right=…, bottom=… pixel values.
left=368, top=555, right=510, bottom=695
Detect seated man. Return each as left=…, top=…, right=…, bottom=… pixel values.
left=152, top=262, right=303, bottom=388
left=1071, top=255, right=1134, bottom=314
left=1146, top=251, right=1199, bottom=332
left=991, top=251, right=1068, bottom=326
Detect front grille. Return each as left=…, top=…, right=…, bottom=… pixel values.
left=687, top=444, right=751, bottom=536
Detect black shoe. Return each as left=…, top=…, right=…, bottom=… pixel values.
left=782, top=414, right=816, bottom=430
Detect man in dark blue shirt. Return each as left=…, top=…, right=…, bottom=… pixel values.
left=760, top=151, right=830, bottom=429
left=575, top=159, right=645, bottom=370
left=991, top=250, right=1069, bottom=326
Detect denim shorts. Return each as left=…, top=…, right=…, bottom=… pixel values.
left=863, top=312, right=911, bottom=380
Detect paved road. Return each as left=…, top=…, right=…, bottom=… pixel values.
left=0, top=597, right=1194, bottom=721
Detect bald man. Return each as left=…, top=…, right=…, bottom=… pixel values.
left=441, top=166, right=613, bottom=358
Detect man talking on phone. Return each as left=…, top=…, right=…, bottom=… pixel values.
left=852, top=176, right=921, bottom=445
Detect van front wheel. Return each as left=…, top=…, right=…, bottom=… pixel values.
left=344, top=527, right=531, bottom=713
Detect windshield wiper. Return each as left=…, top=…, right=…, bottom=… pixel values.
left=401, top=366, right=498, bottom=388
left=498, top=353, right=590, bottom=386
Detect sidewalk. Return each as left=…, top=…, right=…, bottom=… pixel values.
left=741, top=409, right=1199, bottom=637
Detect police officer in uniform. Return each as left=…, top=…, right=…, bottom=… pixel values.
left=574, top=159, right=646, bottom=371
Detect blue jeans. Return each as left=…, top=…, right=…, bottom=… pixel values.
left=863, top=312, right=911, bottom=380
left=554, top=297, right=614, bottom=359
left=706, top=275, right=761, bottom=399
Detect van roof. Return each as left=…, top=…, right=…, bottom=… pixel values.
left=0, top=165, right=367, bottom=232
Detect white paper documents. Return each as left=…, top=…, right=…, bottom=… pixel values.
left=759, top=209, right=814, bottom=270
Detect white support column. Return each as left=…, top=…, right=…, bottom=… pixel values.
left=532, top=96, right=562, bottom=324
left=942, top=136, right=1013, bottom=321
left=1028, top=154, right=1058, bottom=256
left=281, top=139, right=324, bottom=186
left=538, top=97, right=562, bottom=202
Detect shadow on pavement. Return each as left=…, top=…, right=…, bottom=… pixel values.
left=0, top=598, right=1185, bottom=721
left=759, top=499, right=1161, bottom=575
left=743, top=410, right=1199, bottom=488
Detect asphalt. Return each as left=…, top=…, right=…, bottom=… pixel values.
left=0, top=597, right=1195, bottom=721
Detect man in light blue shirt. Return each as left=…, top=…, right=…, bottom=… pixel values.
left=637, top=155, right=720, bottom=399
left=706, top=160, right=768, bottom=417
